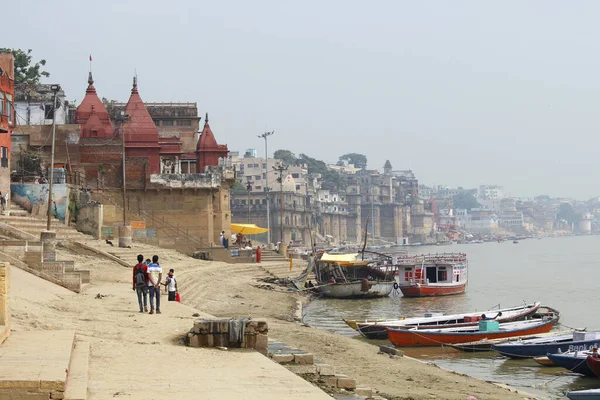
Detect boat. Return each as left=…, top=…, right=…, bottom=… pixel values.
left=449, top=326, right=570, bottom=353
left=547, top=351, right=596, bottom=377
left=491, top=331, right=600, bottom=359
left=396, top=253, right=468, bottom=297
left=346, top=302, right=545, bottom=340
left=567, top=389, right=600, bottom=400
left=586, top=355, right=600, bottom=378
left=386, top=317, right=557, bottom=347
left=533, top=356, right=554, bottom=366
left=313, top=252, right=396, bottom=299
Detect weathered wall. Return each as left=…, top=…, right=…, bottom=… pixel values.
left=10, top=183, right=70, bottom=223
left=76, top=204, right=103, bottom=238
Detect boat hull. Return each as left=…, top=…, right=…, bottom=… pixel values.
left=586, top=355, right=600, bottom=378
left=399, top=282, right=466, bottom=297
left=353, top=303, right=544, bottom=340
left=547, top=353, right=595, bottom=377
left=319, top=281, right=394, bottom=299
left=387, top=319, right=554, bottom=347
left=492, top=337, right=600, bottom=359
left=567, top=389, right=600, bottom=400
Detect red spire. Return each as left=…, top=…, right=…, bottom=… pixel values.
left=124, top=77, right=158, bottom=143
left=76, top=72, right=113, bottom=138
left=196, top=113, right=228, bottom=172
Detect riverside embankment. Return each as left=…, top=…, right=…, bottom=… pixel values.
left=11, top=240, right=534, bottom=399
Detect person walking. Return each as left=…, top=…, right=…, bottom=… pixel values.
left=132, top=254, right=148, bottom=313
left=219, top=231, right=225, bottom=246
left=147, top=255, right=163, bottom=314
left=165, top=269, right=178, bottom=301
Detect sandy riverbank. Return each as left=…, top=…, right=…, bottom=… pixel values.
left=10, top=242, right=536, bottom=399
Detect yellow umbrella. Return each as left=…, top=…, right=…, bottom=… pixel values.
left=230, top=223, right=270, bottom=235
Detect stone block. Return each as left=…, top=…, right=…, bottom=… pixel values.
left=316, top=364, right=335, bottom=376
left=189, top=335, right=201, bottom=347
left=244, top=333, right=256, bottom=349
left=255, top=319, right=268, bottom=334
left=271, top=354, right=294, bottom=363
left=294, top=353, right=314, bottom=365
left=193, top=319, right=229, bottom=334
left=245, top=320, right=258, bottom=334
left=337, top=377, right=356, bottom=390
left=50, top=391, right=65, bottom=399
left=212, top=333, right=229, bottom=348
left=379, top=344, right=403, bottom=356
left=255, top=334, right=268, bottom=355
left=323, top=376, right=338, bottom=387
left=355, top=387, right=374, bottom=396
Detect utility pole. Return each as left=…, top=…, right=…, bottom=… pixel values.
left=46, top=85, right=60, bottom=231
left=116, top=112, right=130, bottom=226
left=371, top=184, right=375, bottom=245
left=246, top=178, right=252, bottom=223
left=273, top=163, right=288, bottom=244
left=258, top=131, right=274, bottom=243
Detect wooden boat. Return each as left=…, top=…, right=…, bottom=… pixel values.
left=492, top=331, right=600, bottom=359
left=449, top=326, right=570, bottom=353
left=567, top=389, right=600, bottom=400
left=314, top=253, right=396, bottom=299
left=347, top=302, right=545, bottom=340
left=533, top=356, right=554, bottom=366
left=396, top=253, right=467, bottom=297
left=386, top=317, right=556, bottom=347
left=586, top=355, right=600, bottom=378
left=547, top=352, right=596, bottom=377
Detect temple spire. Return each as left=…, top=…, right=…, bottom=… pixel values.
left=205, top=112, right=209, bottom=124
left=86, top=71, right=96, bottom=93
left=131, top=76, right=138, bottom=94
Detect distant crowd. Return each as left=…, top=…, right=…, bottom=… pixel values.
left=132, top=254, right=179, bottom=314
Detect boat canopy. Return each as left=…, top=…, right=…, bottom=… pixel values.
left=319, top=253, right=367, bottom=266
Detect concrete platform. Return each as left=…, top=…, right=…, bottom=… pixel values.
left=0, top=330, right=75, bottom=394
left=64, top=338, right=90, bottom=400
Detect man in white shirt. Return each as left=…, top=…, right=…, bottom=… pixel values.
left=147, top=255, right=163, bottom=314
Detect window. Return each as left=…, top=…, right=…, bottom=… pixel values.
left=1, top=147, right=7, bottom=168
left=262, top=173, right=266, bottom=179
left=255, top=186, right=261, bottom=190
left=6, top=94, right=12, bottom=123
left=255, top=175, right=261, bottom=180
left=153, top=119, right=160, bottom=126
left=292, top=173, right=299, bottom=179
left=90, top=129, right=99, bottom=137
left=163, top=120, right=174, bottom=126
left=44, top=103, right=55, bottom=119
left=177, top=119, right=192, bottom=126
left=0, top=91, right=4, bottom=115
left=296, top=185, right=301, bottom=190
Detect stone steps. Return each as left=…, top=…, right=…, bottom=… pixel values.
left=64, top=338, right=90, bottom=400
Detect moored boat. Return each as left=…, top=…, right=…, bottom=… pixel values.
left=396, top=253, right=467, bottom=297
left=347, top=302, right=545, bottom=340
left=449, top=326, right=570, bottom=353
left=547, top=351, right=596, bottom=377
left=386, top=317, right=556, bottom=347
left=533, top=356, right=554, bottom=366
left=586, top=355, right=600, bottom=378
left=491, top=331, right=600, bottom=359
left=314, top=253, right=396, bottom=299
left=566, top=389, right=600, bottom=400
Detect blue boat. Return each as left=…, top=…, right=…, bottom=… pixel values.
left=567, top=389, right=600, bottom=400
left=547, top=352, right=595, bottom=377
left=491, top=331, right=600, bottom=358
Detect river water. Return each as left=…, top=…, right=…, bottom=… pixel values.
left=303, top=235, right=600, bottom=399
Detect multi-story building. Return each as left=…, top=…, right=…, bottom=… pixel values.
left=14, top=84, right=69, bottom=125
left=0, top=53, right=14, bottom=204
left=478, top=185, right=504, bottom=200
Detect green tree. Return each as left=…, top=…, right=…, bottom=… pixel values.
left=339, top=153, right=367, bottom=169
left=453, top=192, right=480, bottom=211
left=298, top=153, right=345, bottom=190
left=0, top=48, right=50, bottom=84
left=273, top=149, right=298, bottom=166
left=557, top=203, right=579, bottom=224
left=231, top=181, right=247, bottom=194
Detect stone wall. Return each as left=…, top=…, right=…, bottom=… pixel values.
left=0, top=262, right=10, bottom=344
left=187, top=318, right=268, bottom=355
left=76, top=203, right=103, bottom=238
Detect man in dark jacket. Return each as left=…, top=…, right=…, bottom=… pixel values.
left=132, top=254, right=148, bottom=313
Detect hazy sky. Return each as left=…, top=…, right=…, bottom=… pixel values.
left=6, top=1, right=600, bottom=199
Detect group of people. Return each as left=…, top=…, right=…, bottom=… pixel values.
left=132, top=254, right=178, bottom=314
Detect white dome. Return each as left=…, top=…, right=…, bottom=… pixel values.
left=282, top=174, right=297, bottom=192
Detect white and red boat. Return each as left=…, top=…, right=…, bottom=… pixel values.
left=396, top=253, right=467, bottom=297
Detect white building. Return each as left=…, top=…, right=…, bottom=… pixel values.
left=14, top=84, right=69, bottom=125
left=455, top=208, right=499, bottom=234
left=478, top=185, right=504, bottom=200
left=235, top=156, right=309, bottom=195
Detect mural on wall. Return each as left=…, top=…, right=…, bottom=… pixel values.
left=10, top=184, right=68, bottom=222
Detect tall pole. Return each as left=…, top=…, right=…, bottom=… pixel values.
left=371, top=184, right=375, bottom=245
left=46, top=86, right=60, bottom=231
left=246, top=180, right=252, bottom=223
left=273, top=163, right=288, bottom=244
left=258, top=131, right=274, bottom=243
left=119, top=114, right=130, bottom=226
